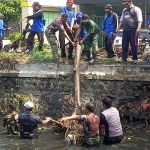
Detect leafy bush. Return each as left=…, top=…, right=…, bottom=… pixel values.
left=7, top=32, right=21, bottom=42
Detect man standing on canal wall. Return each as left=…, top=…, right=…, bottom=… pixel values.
left=101, top=4, right=118, bottom=58
left=116, top=0, right=142, bottom=64
left=74, top=14, right=100, bottom=63
left=59, top=0, right=75, bottom=60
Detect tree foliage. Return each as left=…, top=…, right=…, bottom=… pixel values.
left=0, top=0, right=22, bottom=23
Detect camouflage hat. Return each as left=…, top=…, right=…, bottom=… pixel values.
left=0, top=14, right=4, bottom=18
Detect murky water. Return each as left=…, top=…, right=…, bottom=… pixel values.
left=0, top=122, right=150, bottom=150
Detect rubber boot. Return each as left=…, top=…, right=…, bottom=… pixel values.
left=84, top=50, right=91, bottom=61
left=89, top=51, right=97, bottom=63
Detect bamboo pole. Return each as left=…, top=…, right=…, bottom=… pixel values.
left=74, top=41, right=81, bottom=107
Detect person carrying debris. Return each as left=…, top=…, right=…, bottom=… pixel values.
left=100, top=97, right=123, bottom=145
left=25, top=1, right=45, bottom=53
left=3, top=103, right=18, bottom=135
left=116, top=0, right=142, bottom=64
left=74, top=14, right=100, bottom=63
left=101, top=4, right=118, bottom=58
left=45, top=13, right=75, bottom=61
left=18, top=101, right=51, bottom=139
left=73, top=12, right=87, bottom=55
left=0, top=14, right=13, bottom=50
left=59, top=0, right=75, bottom=60
left=59, top=103, right=100, bottom=147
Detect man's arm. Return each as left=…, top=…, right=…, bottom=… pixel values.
left=27, top=10, right=43, bottom=19
left=41, top=117, right=51, bottom=125
left=18, top=123, right=23, bottom=135
left=60, top=115, right=80, bottom=122
left=99, top=113, right=105, bottom=134
left=101, top=15, right=106, bottom=32
left=135, top=7, right=142, bottom=34
left=70, top=12, right=75, bottom=30
left=113, top=13, right=118, bottom=33
left=81, top=33, right=91, bottom=43
left=75, top=28, right=81, bottom=40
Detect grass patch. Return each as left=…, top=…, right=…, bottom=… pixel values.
left=0, top=44, right=54, bottom=63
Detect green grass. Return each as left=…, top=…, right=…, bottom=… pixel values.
left=0, top=44, right=54, bottom=63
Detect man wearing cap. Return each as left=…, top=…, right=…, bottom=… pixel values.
left=73, top=12, right=87, bottom=54
left=25, top=1, right=45, bottom=53
left=59, top=0, right=75, bottom=60
left=0, top=14, right=13, bottom=50
left=45, top=13, right=75, bottom=61
left=74, top=14, right=100, bottom=63
left=116, top=0, right=142, bottom=64
left=18, top=101, right=51, bottom=139
left=100, top=97, right=123, bottom=145
left=101, top=4, right=118, bottom=58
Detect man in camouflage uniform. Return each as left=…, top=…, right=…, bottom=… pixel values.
left=74, top=14, right=100, bottom=63
left=60, top=103, right=100, bottom=147
left=3, top=103, right=18, bottom=135
left=45, top=13, right=75, bottom=61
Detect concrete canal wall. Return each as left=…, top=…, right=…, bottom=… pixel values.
left=0, top=63, right=150, bottom=118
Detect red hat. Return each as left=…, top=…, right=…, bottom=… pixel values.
left=67, top=0, right=74, bottom=4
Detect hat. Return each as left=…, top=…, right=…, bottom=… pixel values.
left=33, top=1, right=40, bottom=6
left=82, top=14, right=89, bottom=22
left=105, top=4, right=112, bottom=10
left=24, top=102, right=34, bottom=109
left=122, top=0, right=132, bottom=4
left=76, top=12, right=83, bottom=18
left=67, top=0, right=74, bottom=4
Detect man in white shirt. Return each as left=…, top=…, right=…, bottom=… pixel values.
left=100, top=97, right=123, bottom=145
left=116, top=0, right=142, bottom=64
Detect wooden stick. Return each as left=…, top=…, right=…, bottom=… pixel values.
left=50, top=119, right=67, bottom=128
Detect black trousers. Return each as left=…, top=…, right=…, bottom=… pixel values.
left=27, top=31, right=44, bottom=51
left=105, top=34, right=116, bottom=57
left=0, top=37, right=3, bottom=50
left=103, top=135, right=123, bottom=145
left=59, top=29, right=74, bottom=59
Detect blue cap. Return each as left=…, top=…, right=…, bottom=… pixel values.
left=76, top=12, right=83, bottom=18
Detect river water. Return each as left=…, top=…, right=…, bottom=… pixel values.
left=0, top=123, right=150, bottom=150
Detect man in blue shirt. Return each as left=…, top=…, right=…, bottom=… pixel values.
left=26, top=1, right=45, bottom=53
left=73, top=12, right=87, bottom=54
left=101, top=4, right=118, bottom=58
left=0, top=14, right=13, bottom=50
left=59, top=0, right=75, bottom=60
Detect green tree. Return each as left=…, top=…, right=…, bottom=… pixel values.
left=0, top=0, right=22, bottom=23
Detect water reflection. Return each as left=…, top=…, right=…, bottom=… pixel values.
left=0, top=125, right=150, bottom=150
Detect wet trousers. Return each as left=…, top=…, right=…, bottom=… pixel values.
left=103, top=135, right=123, bottom=145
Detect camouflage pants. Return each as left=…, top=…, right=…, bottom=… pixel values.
left=84, top=33, right=99, bottom=52
left=82, top=136, right=100, bottom=147
left=45, top=28, right=59, bottom=60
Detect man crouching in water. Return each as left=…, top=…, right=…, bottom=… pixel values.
left=59, top=103, right=100, bottom=147
left=18, top=101, right=51, bottom=139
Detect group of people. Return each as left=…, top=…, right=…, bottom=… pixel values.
left=0, top=0, right=148, bottom=63
left=3, top=97, right=123, bottom=147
